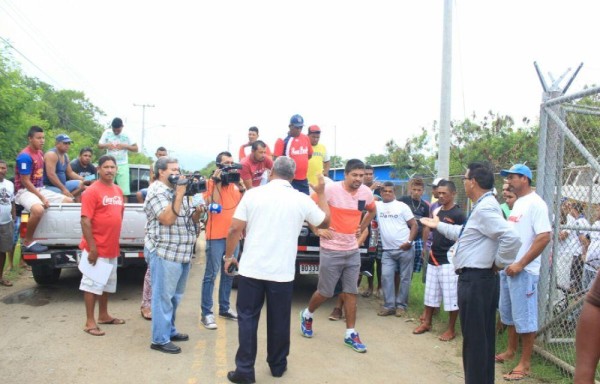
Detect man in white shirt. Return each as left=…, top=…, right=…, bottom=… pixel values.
left=223, top=157, right=330, bottom=383
left=0, top=160, right=15, bottom=286
left=496, top=164, right=551, bottom=381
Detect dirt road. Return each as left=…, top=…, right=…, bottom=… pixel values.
left=0, top=240, right=530, bottom=384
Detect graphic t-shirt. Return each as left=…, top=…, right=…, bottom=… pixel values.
left=507, top=192, right=552, bottom=275
left=398, top=196, right=430, bottom=238
left=307, top=143, right=330, bottom=185
left=240, top=155, right=274, bottom=187
left=15, top=147, right=45, bottom=190
left=315, top=181, right=375, bottom=251
left=98, top=130, right=134, bottom=165
left=430, top=205, right=466, bottom=265
left=70, top=159, right=97, bottom=179
left=375, top=200, right=414, bottom=249
left=273, top=134, right=313, bottom=180
left=79, top=181, right=125, bottom=258
left=0, top=179, right=15, bottom=224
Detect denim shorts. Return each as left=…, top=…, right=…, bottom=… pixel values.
left=499, top=270, right=539, bottom=333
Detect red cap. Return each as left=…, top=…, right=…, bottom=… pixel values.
left=308, top=125, right=321, bottom=134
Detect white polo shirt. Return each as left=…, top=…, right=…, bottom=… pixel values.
left=234, top=179, right=326, bottom=282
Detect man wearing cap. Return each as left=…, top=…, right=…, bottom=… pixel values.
left=238, top=126, right=272, bottom=162
left=496, top=164, right=551, bottom=381
left=43, top=134, right=85, bottom=199
left=306, top=125, right=330, bottom=186
left=98, top=117, right=138, bottom=196
left=273, top=114, right=313, bottom=194
left=15, top=126, right=74, bottom=254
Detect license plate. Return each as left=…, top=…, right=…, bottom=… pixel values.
left=299, top=263, right=319, bottom=275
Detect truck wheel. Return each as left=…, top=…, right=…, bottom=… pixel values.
left=32, top=265, right=61, bottom=285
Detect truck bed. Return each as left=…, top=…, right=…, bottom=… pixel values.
left=29, top=203, right=147, bottom=247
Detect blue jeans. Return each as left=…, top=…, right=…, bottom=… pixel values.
left=45, top=180, right=81, bottom=194
left=382, top=248, right=414, bottom=310
left=148, top=247, right=191, bottom=345
left=201, top=239, right=239, bottom=316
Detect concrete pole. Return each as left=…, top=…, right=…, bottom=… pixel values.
left=133, top=103, right=155, bottom=155
left=437, top=0, right=452, bottom=179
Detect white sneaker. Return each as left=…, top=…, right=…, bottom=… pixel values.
left=201, top=314, right=217, bottom=330
left=219, top=308, right=238, bottom=321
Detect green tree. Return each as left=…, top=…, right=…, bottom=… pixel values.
left=364, top=153, right=389, bottom=165
left=329, top=155, right=344, bottom=168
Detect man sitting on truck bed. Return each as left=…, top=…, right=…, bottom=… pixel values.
left=15, top=126, right=74, bottom=254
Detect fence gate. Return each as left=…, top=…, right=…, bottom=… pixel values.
left=535, top=64, right=600, bottom=381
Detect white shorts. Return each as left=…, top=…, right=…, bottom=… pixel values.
left=424, top=263, right=459, bottom=311
left=15, top=188, right=67, bottom=211
left=79, top=257, right=118, bottom=295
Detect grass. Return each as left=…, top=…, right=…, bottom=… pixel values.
left=362, top=269, right=574, bottom=383
left=1, top=244, right=29, bottom=282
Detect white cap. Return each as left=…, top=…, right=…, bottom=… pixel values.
left=431, top=177, right=445, bottom=187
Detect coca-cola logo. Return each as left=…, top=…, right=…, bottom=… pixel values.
left=102, top=195, right=123, bottom=206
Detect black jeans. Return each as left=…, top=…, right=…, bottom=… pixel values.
left=234, top=276, right=294, bottom=379
left=457, top=268, right=499, bottom=384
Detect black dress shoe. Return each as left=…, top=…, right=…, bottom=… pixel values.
left=271, top=366, right=287, bottom=378
left=171, top=333, right=189, bottom=342
left=227, top=370, right=255, bottom=384
left=150, top=341, right=181, bottom=354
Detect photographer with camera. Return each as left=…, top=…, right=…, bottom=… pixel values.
left=144, top=157, right=204, bottom=354
left=201, top=151, right=244, bottom=330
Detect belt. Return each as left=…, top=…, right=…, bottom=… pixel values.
left=455, top=267, right=493, bottom=275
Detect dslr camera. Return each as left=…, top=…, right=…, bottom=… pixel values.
left=214, top=163, right=242, bottom=185
left=168, top=172, right=207, bottom=196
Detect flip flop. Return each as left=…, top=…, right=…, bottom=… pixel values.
left=495, top=354, right=506, bottom=363
left=412, top=324, right=431, bottom=335
left=503, top=370, right=529, bottom=381
left=98, top=318, right=126, bottom=325
left=438, top=334, right=456, bottom=342
left=0, top=279, right=13, bottom=287
left=83, top=327, right=105, bottom=336
left=141, top=308, right=152, bottom=321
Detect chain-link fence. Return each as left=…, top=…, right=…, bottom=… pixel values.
left=535, top=85, right=600, bottom=381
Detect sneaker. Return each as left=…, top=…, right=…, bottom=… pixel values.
left=328, top=307, right=344, bottom=321
left=300, top=310, right=313, bottom=338
left=344, top=332, right=367, bottom=353
left=201, top=314, right=218, bottom=330
left=377, top=307, right=395, bottom=316
left=23, top=242, right=48, bottom=253
left=219, top=308, right=238, bottom=321
left=395, top=308, right=406, bottom=317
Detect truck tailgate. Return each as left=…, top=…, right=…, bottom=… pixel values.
left=31, top=203, right=146, bottom=247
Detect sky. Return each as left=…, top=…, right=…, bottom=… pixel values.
left=1, top=0, right=599, bottom=171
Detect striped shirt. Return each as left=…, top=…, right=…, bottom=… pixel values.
left=144, top=180, right=197, bottom=263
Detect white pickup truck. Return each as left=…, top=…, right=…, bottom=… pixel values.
left=20, top=164, right=151, bottom=285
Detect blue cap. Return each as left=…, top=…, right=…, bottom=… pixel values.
left=55, top=133, right=73, bottom=143
left=289, top=114, right=304, bottom=128
left=500, top=164, right=532, bottom=180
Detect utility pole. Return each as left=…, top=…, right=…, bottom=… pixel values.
left=437, top=0, right=452, bottom=179
left=133, top=103, right=155, bottom=155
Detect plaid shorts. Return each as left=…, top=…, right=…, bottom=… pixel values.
left=424, top=263, right=459, bottom=311
left=413, top=239, right=424, bottom=273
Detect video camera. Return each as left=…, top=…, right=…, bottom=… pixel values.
left=168, top=172, right=207, bottom=196
left=215, top=163, right=242, bottom=185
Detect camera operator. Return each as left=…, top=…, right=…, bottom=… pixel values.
left=201, top=151, right=244, bottom=330
left=145, top=156, right=204, bottom=354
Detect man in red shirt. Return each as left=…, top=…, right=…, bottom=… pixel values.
left=273, top=114, right=313, bottom=194
left=79, top=155, right=125, bottom=336
left=238, top=126, right=272, bottom=161
left=240, top=140, right=273, bottom=190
